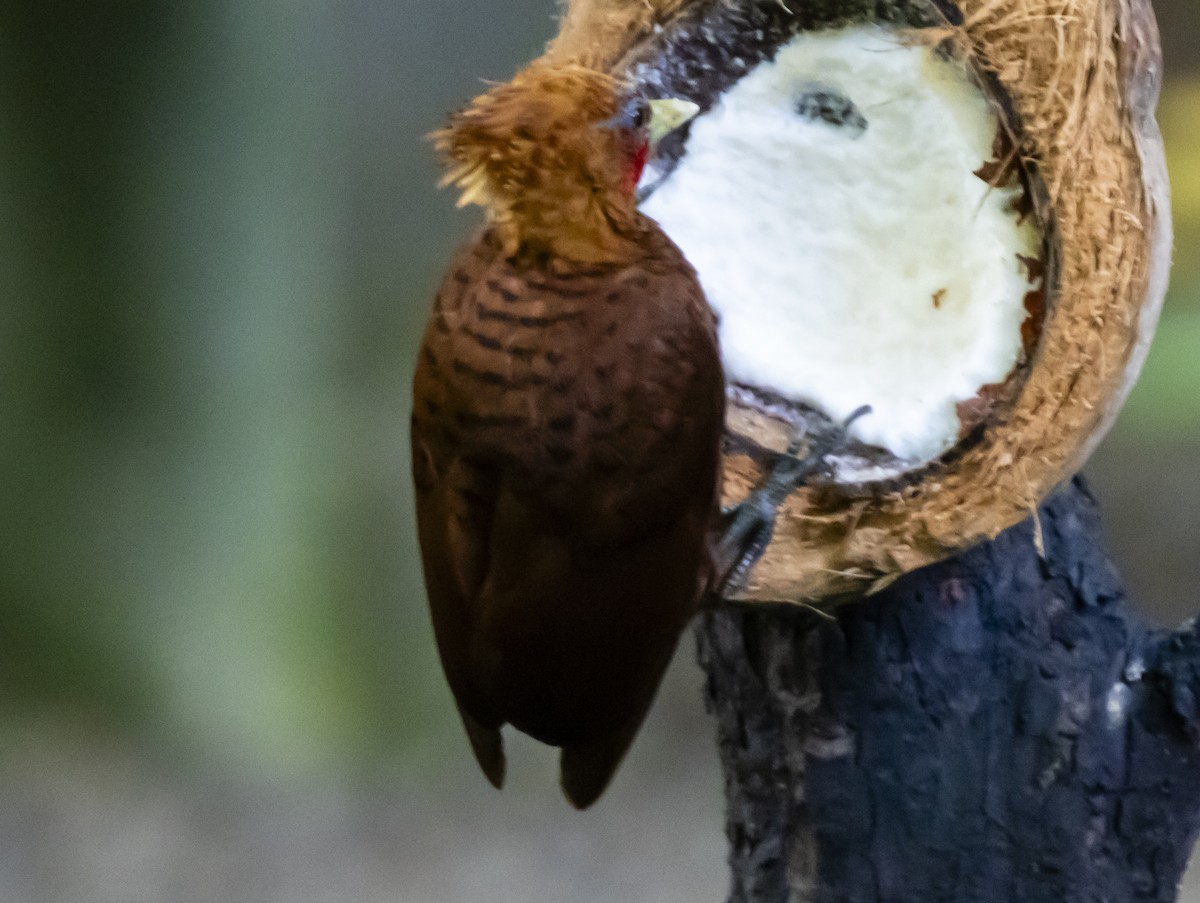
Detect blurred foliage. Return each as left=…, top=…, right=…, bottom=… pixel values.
left=1110, top=76, right=1200, bottom=442
left=1159, top=82, right=1200, bottom=302
left=0, top=1, right=1196, bottom=784
left=0, top=0, right=558, bottom=778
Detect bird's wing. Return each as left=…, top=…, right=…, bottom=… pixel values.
left=470, top=473, right=715, bottom=809
left=410, top=236, right=512, bottom=787
left=411, top=231, right=724, bottom=805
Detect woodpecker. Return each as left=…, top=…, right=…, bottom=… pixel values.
left=412, top=62, right=718, bottom=808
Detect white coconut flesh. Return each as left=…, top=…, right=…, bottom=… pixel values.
left=640, top=25, right=1043, bottom=473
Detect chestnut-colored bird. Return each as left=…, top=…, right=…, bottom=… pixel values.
left=412, top=62, right=720, bottom=808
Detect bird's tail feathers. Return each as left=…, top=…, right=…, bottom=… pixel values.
left=559, top=720, right=641, bottom=809
left=458, top=705, right=506, bottom=790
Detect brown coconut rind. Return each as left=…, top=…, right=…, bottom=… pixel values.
left=547, top=0, right=1171, bottom=604
left=548, top=0, right=689, bottom=67
left=612, top=2, right=1052, bottom=491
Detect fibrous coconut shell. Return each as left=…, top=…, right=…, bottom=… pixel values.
left=546, top=0, right=1171, bottom=604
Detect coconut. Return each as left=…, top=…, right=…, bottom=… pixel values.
left=546, top=0, right=1170, bottom=604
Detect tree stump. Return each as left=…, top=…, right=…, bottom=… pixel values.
left=539, top=2, right=1182, bottom=896
left=698, top=478, right=1200, bottom=902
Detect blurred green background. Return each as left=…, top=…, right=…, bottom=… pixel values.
left=0, top=3, right=1195, bottom=901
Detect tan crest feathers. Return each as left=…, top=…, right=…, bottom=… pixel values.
left=433, top=66, right=625, bottom=202
left=430, top=62, right=643, bottom=261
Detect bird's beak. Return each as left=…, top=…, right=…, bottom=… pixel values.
left=646, top=98, right=701, bottom=146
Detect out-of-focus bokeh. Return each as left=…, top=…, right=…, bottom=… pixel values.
left=0, top=3, right=1195, bottom=901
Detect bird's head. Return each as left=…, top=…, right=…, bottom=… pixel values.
left=433, top=63, right=698, bottom=262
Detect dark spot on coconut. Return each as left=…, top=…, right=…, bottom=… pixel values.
left=1017, top=254, right=1046, bottom=283
left=795, top=86, right=868, bottom=135
left=956, top=380, right=1012, bottom=441
left=933, top=288, right=947, bottom=309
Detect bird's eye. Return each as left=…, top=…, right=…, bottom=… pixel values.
left=596, top=100, right=653, bottom=135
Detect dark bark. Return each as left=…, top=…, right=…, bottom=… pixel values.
left=699, top=477, right=1200, bottom=903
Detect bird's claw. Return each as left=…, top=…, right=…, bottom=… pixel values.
left=712, top=405, right=872, bottom=597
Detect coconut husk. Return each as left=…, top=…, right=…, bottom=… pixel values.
left=548, top=0, right=1171, bottom=603
left=549, top=0, right=689, bottom=66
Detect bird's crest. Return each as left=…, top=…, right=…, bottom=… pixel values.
left=432, top=63, right=623, bottom=211
left=431, top=63, right=645, bottom=261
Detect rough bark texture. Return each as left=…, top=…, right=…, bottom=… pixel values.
left=698, top=477, right=1200, bottom=903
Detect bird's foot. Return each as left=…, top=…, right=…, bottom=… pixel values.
left=712, top=405, right=872, bottom=597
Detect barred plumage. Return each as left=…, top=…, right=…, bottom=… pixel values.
left=414, top=64, right=719, bottom=807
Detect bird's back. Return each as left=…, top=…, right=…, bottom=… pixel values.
left=411, top=225, right=723, bottom=806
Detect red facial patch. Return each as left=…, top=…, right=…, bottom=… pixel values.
left=623, top=141, right=650, bottom=195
